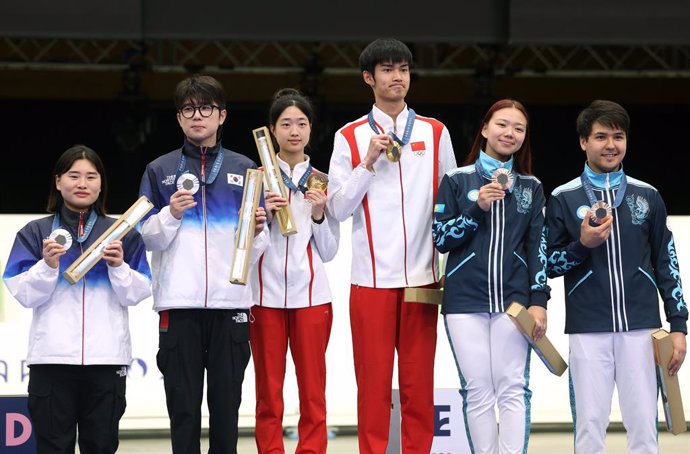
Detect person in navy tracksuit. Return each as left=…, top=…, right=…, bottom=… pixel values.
left=545, top=99, right=687, bottom=454
left=138, top=74, right=268, bottom=454
left=433, top=99, right=549, bottom=454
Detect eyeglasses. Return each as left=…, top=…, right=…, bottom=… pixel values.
left=179, top=104, right=220, bottom=119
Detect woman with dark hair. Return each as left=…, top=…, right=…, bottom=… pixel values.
left=250, top=88, right=339, bottom=454
left=432, top=100, right=549, bottom=454
left=3, top=145, right=151, bottom=454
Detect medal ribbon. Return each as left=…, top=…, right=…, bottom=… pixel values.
left=175, top=147, right=224, bottom=185
left=281, top=164, right=313, bottom=194
left=367, top=108, right=417, bottom=148
left=52, top=210, right=98, bottom=244
left=580, top=171, right=627, bottom=209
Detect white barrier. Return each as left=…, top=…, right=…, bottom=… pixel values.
left=1, top=214, right=689, bottom=430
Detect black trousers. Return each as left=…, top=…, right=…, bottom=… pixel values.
left=157, top=308, right=251, bottom=454
left=27, top=364, right=127, bottom=454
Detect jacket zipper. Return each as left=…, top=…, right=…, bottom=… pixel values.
left=393, top=123, right=410, bottom=286
left=79, top=212, right=86, bottom=365
left=284, top=172, right=292, bottom=307
left=201, top=148, right=209, bottom=307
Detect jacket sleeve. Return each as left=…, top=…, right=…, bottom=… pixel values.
left=438, top=126, right=458, bottom=179
left=432, top=173, right=483, bottom=254
left=525, top=182, right=550, bottom=308
left=138, top=206, right=182, bottom=251
left=545, top=193, right=591, bottom=278
left=2, top=228, right=59, bottom=309
left=108, top=229, right=152, bottom=307
left=250, top=226, right=270, bottom=264
left=648, top=191, right=688, bottom=334
left=311, top=207, right=340, bottom=263
left=326, top=131, right=375, bottom=222
left=138, top=164, right=183, bottom=251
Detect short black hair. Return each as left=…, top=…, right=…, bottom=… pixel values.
left=47, top=144, right=108, bottom=215
left=359, top=38, right=413, bottom=75
left=174, top=74, right=227, bottom=110
left=577, top=100, right=630, bottom=139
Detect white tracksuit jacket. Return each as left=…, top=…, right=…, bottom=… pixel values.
left=3, top=208, right=152, bottom=365
left=251, top=156, right=339, bottom=308
left=327, top=104, right=457, bottom=288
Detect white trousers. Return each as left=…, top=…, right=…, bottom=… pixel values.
left=445, top=313, right=532, bottom=454
left=569, top=330, right=658, bottom=454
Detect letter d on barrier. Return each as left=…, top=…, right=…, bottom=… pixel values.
left=6, top=413, right=32, bottom=447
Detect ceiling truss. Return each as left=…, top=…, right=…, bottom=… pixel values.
left=3, top=38, right=690, bottom=77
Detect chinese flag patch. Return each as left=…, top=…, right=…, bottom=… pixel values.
left=411, top=141, right=425, bottom=152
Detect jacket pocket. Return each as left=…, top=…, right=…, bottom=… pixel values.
left=513, top=251, right=528, bottom=268
left=446, top=252, right=476, bottom=277
left=566, top=270, right=593, bottom=296
left=638, top=267, right=657, bottom=288
left=27, top=373, right=53, bottom=432
left=156, top=330, right=177, bottom=374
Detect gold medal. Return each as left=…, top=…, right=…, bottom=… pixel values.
left=306, top=172, right=328, bottom=192
left=386, top=141, right=402, bottom=162
left=491, top=168, right=514, bottom=190
left=590, top=201, right=612, bottom=224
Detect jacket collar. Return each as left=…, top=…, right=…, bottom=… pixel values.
left=370, top=103, right=410, bottom=134
left=583, top=162, right=624, bottom=189
left=182, top=139, right=221, bottom=158
left=478, top=150, right=514, bottom=178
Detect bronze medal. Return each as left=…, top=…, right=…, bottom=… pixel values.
left=491, top=168, right=514, bottom=190
left=590, top=201, right=612, bottom=224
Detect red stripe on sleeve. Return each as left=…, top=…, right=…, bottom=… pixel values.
left=341, top=124, right=377, bottom=287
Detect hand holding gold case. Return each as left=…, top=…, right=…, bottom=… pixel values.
left=229, top=168, right=263, bottom=285
left=63, top=196, right=154, bottom=284
left=506, top=302, right=568, bottom=376
left=252, top=126, right=298, bottom=236
left=652, top=329, right=687, bottom=434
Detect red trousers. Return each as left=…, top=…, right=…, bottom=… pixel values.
left=350, top=285, right=438, bottom=454
left=250, top=304, right=333, bottom=454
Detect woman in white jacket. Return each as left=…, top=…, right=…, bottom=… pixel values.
left=2, top=145, right=152, bottom=454
left=250, top=88, right=340, bottom=454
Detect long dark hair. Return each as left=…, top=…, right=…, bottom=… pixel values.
left=46, top=145, right=108, bottom=215
left=464, top=99, right=533, bottom=175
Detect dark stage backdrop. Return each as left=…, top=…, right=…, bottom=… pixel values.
left=1, top=99, right=687, bottom=215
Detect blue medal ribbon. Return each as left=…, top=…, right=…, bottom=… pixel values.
left=52, top=210, right=98, bottom=244
left=474, top=159, right=515, bottom=193
left=175, top=146, right=224, bottom=186
left=580, top=171, right=627, bottom=209
left=281, top=164, right=313, bottom=194
left=367, top=108, right=417, bottom=149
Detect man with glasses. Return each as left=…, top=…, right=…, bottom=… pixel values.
left=138, top=74, right=269, bottom=454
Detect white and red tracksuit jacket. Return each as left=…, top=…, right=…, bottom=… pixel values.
left=327, top=104, right=457, bottom=288
left=251, top=156, right=339, bottom=308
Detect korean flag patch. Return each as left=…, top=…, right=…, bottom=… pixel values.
left=228, top=173, right=244, bottom=186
